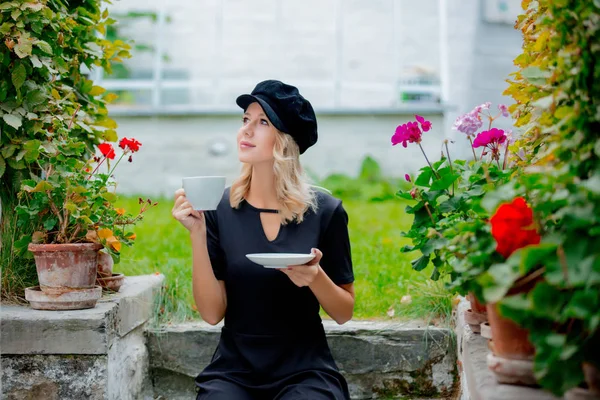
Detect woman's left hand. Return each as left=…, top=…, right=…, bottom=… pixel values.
left=280, top=248, right=322, bottom=287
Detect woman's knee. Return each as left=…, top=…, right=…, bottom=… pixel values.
left=196, top=379, right=255, bottom=400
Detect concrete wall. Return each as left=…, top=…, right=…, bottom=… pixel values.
left=103, top=0, right=524, bottom=196
left=112, top=111, right=446, bottom=196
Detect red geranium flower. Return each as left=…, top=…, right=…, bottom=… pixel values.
left=119, top=137, right=142, bottom=153
left=98, top=143, right=115, bottom=160
left=490, top=197, right=541, bottom=258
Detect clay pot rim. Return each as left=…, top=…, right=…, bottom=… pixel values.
left=97, top=273, right=124, bottom=282
left=28, top=242, right=103, bottom=252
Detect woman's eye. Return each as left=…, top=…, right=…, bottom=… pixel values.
left=242, top=117, right=249, bottom=124
left=261, top=119, right=268, bottom=125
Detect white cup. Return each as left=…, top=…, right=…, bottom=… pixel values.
left=182, top=176, right=226, bottom=211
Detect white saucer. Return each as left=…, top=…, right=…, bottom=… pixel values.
left=246, top=253, right=315, bottom=269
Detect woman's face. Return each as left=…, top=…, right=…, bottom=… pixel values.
left=237, top=102, right=278, bottom=164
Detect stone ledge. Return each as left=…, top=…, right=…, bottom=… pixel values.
left=0, top=274, right=164, bottom=355
left=147, top=320, right=458, bottom=399
left=456, top=298, right=560, bottom=400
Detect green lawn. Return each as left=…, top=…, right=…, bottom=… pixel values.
left=115, top=196, right=452, bottom=324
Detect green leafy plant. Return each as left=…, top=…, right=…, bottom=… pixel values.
left=470, top=0, right=600, bottom=396
left=15, top=138, right=156, bottom=263
left=393, top=108, right=515, bottom=289
left=0, top=0, right=135, bottom=298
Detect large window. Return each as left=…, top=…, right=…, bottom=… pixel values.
left=97, top=0, right=444, bottom=114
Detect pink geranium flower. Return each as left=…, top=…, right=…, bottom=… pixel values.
left=415, top=115, right=432, bottom=132
left=391, top=121, right=422, bottom=148
left=498, top=104, right=510, bottom=118
left=452, top=111, right=482, bottom=137
left=472, top=128, right=507, bottom=161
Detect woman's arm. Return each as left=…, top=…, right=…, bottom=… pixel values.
left=172, top=188, right=227, bottom=325
left=190, top=231, right=227, bottom=325
left=281, top=248, right=355, bottom=324
left=309, top=268, right=355, bottom=324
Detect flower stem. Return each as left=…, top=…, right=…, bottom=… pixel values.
left=502, top=140, right=510, bottom=170
left=424, top=202, right=435, bottom=225
left=444, top=140, right=454, bottom=196
left=88, top=156, right=107, bottom=179
left=418, top=143, right=440, bottom=179
left=106, top=151, right=128, bottom=184
left=468, top=137, right=478, bottom=160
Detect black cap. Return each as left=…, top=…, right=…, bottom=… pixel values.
left=236, top=80, right=318, bottom=154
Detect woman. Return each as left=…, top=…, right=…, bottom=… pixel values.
left=172, top=80, right=355, bottom=399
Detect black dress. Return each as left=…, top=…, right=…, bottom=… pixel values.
left=194, top=188, right=354, bottom=400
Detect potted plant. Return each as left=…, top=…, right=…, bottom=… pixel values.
left=15, top=137, right=155, bottom=308
left=463, top=0, right=600, bottom=396
left=392, top=103, right=515, bottom=333
left=0, top=0, right=133, bottom=304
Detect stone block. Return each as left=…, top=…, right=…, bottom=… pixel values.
left=455, top=297, right=561, bottom=400
left=1, top=274, right=163, bottom=400
left=1, top=355, right=107, bottom=400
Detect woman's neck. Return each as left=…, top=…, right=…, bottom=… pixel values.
left=246, top=162, right=279, bottom=209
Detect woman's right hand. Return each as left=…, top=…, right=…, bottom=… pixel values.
left=172, top=189, right=206, bottom=234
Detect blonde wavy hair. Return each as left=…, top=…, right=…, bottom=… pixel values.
left=229, top=132, right=317, bottom=224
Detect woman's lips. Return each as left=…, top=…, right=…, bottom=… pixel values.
left=240, top=141, right=255, bottom=149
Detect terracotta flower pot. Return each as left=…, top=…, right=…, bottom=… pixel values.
left=583, top=362, right=600, bottom=395
left=485, top=272, right=541, bottom=360
left=97, top=250, right=114, bottom=278
left=486, top=302, right=535, bottom=360
left=28, top=243, right=102, bottom=295
left=468, top=292, right=487, bottom=314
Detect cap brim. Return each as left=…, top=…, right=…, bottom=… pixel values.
left=235, top=94, right=287, bottom=133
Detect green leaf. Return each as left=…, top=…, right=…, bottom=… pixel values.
left=14, top=40, right=32, bottom=58
left=415, top=168, right=432, bottom=187
left=34, top=40, right=52, bottom=55
left=102, top=129, right=118, bottom=142
left=2, top=114, right=22, bottom=129
left=29, top=54, right=43, bottom=68
left=0, top=79, right=8, bottom=101
left=411, top=255, right=430, bottom=271
left=11, top=62, right=26, bottom=90
left=430, top=172, right=460, bottom=192
left=396, top=191, right=414, bottom=201
left=0, top=2, right=18, bottom=10
left=43, top=217, right=58, bottom=231
left=521, top=66, right=550, bottom=85
left=582, top=175, right=600, bottom=195
left=0, top=155, right=5, bottom=178
left=26, top=89, right=46, bottom=106
left=563, top=290, right=599, bottom=320
left=532, top=95, right=553, bottom=109
left=11, top=8, right=22, bottom=20
left=23, top=140, right=41, bottom=162
left=554, top=106, right=572, bottom=119
left=102, top=192, right=117, bottom=202
left=0, top=22, right=14, bottom=34
left=21, top=2, right=44, bottom=11
left=518, top=244, right=557, bottom=276
left=24, top=180, right=52, bottom=193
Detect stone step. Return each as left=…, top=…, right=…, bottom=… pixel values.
left=147, top=320, right=458, bottom=399
left=1, top=275, right=164, bottom=400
